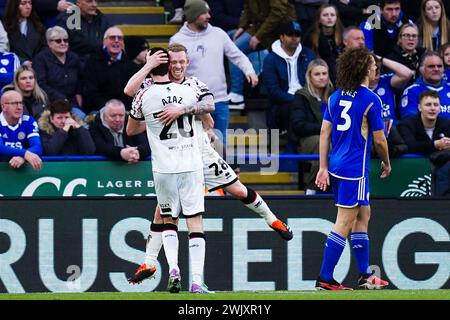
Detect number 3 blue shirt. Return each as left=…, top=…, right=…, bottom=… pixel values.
left=324, top=86, right=384, bottom=180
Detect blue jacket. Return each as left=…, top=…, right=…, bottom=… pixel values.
left=262, top=45, right=315, bottom=105
left=400, top=77, right=450, bottom=119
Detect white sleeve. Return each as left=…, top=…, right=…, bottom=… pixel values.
left=190, top=76, right=213, bottom=100
left=0, top=21, right=9, bottom=52
left=130, top=88, right=148, bottom=120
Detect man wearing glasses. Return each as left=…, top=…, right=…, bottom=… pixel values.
left=82, top=26, right=135, bottom=113
left=0, top=89, right=42, bottom=170
left=400, top=51, right=450, bottom=120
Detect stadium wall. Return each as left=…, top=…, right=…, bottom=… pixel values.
left=0, top=158, right=432, bottom=197
left=0, top=197, right=448, bottom=293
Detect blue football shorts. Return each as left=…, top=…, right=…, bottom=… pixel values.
left=330, top=175, right=370, bottom=207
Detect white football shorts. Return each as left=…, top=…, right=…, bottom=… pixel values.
left=154, top=169, right=205, bottom=218
left=201, top=138, right=238, bottom=192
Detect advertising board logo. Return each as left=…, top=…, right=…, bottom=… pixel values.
left=400, top=175, right=431, bottom=197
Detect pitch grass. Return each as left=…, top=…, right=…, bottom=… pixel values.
left=0, top=290, right=449, bottom=300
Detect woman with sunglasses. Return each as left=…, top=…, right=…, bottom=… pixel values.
left=33, top=26, right=84, bottom=118
left=3, top=0, right=45, bottom=64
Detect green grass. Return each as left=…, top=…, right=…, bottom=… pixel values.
left=0, top=290, right=449, bottom=300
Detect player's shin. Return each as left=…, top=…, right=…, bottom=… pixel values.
left=189, top=232, right=206, bottom=285
left=241, top=187, right=277, bottom=225
left=162, top=223, right=179, bottom=273
left=144, top=223, right=164, bottom=266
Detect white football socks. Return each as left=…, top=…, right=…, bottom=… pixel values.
left=144, top=230, right=163, bottom=266
left=245, top=192, right=277, bottom=225
left=189, top=236, right=205, bottom=284
left=162, top=229, right=179, bottom=273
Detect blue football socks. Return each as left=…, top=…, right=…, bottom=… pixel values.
left=320, top=231, right=346, bottom=281
left=351, top=232, right=371, bottom=275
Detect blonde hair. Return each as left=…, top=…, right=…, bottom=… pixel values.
left=397, top=23, right=419, bottom=45
left=419, top=0, right=450, bottom=50
left=13, top=66, right=48, bottom=105
left=168, top=43, right=188, bottom=53
left=305, top=59, right=333, bottom=101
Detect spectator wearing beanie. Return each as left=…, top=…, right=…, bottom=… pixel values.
left=170, top=0, right=257, bottom=146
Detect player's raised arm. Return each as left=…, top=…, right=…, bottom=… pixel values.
left=372, top=129, right=391, bottom=178
left=124, top=50, right=169, bottom=97
left=316, top=119, right=332, bottom=191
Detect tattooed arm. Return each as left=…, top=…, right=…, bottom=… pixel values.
left=158, top=94, right=215, bottom=125
left=183, top=94, right=215, bottom=115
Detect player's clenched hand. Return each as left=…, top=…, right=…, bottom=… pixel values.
left=9, top=156, right=25, bottom=169
left=315, top=168, right=330, bottom=191
left=24, top=151, right=42, bottom=170
left=158, top=103, right=185, bottom=125
left=206, top=128, right=218, bottom=143
left=380, top=161, right=391, bottom=178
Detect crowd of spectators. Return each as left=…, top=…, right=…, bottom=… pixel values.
left=180, top=0, right=448, bottom=192
left=0, top=0, right=152, bottom=168
left=1, top=0, right=450, bottom=194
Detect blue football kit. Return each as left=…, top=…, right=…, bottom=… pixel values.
left=400, top=77, right=450, bottom=119
left=0, top=113, right=42, bottom=159
left=324, top=86, right=384, bottom=207
left=373, top=73, right=397, bottom=124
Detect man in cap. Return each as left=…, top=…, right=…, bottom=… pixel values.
left=262, top=20, right=315, bottom=135
left=170, top=0, right=258, bottom=147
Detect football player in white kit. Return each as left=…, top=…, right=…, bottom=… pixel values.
left=127, top=47, right=210, bottom=294
left=126, top=44, right=293, bottom=290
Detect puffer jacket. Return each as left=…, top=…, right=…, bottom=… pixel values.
left=38, top=110, right=95, bottom=156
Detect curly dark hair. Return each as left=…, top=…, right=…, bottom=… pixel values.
left=336, top=47, right=373, bottom=91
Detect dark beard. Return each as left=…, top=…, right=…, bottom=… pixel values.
left=197, top=22, right=208, bottom=31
